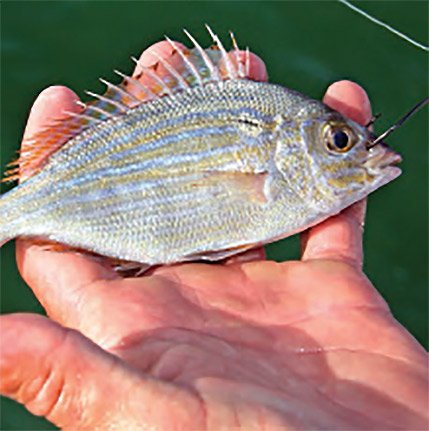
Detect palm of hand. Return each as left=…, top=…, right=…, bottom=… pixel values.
left=6, top=254, right=426, bottom=430
left=1, top=42, right=427, bottom=430
left=82, top=258, right=429, bottom=430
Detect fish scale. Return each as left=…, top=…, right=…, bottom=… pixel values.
left=0, top=28, right=401, bottom=269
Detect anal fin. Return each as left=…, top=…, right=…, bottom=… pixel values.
left=20, top=238, right=152, bottom=277
left=186, top=243, right=256, bottom=262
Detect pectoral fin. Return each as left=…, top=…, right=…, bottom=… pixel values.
left=190, top=171, right=272, bottom=205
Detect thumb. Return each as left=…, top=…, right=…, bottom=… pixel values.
left=300, top=81, right=372, bottom=268
left=0, top=314, right=202, bottom=430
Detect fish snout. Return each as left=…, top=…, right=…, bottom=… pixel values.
left=364, top=140, right=402, bottom=177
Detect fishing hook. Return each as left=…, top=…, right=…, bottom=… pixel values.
left=367, top=97, right=429, bottom=149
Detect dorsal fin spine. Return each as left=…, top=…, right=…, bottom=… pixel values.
left=183, top=29, right=221, bottom=82
left=205, top=25, right=237, bottom=80
left=150, top=51, right=190, bottom=91
left=6, top=159, right=19, bottom=168
left=85, top=90, right=127, bottom=112
left=77, top=101, right=115, bottom=119
left=245, top=47, right=250, bottom=77
left=164, top=36, right=204, bottom=86
left=113, top=69, right=156, bottom=100
left=99, top=77, right=141, bottom=104
left=229, top=31, right=245, bottom=78
left=87, top=105, right=115, bottom=119
left=63, top=110, right=103, bottom=124
left=75, top=100, right=87, bottom=110
left=131, top=56, right=173, bottom=96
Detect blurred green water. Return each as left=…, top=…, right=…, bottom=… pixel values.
left=0, top=1, right=427, bottom=429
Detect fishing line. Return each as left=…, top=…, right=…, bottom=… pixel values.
left=339, top=0, right=429, bottom=52
left=368, top=97, right=429, bottom=148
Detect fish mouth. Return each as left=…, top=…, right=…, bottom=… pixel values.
left=377, top=151, right=402, bottom=169
left=364, top=142, right=402, bottom=176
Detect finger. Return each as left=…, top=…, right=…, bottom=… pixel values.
left=323, top=80, right=372, bottom=125
left=300, top=81, right=372, bottom=268
left=16, top=87, right=119, bottom=320
left=0, top=313, right=202, bottom=430
left=300, top=199, right=367, bottom=268
left=19, top=86, right=80, bottom=180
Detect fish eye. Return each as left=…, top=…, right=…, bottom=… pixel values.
left=325, top=125, right=355, bottom=153
left=332, top=131, right=349, bottom=149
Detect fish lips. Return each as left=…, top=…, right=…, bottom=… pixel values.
left=364, top=134, right=402, bottom=179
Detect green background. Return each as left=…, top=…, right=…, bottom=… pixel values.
left=1, top=1, right=427, bottom=429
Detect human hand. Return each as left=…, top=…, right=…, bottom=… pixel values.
left=1, top=41, right=427, bottom=430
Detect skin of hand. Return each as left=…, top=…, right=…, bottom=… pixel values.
left=0, top=42, right=428, bottom=431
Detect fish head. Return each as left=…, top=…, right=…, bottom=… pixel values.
left=307, top=112, right=401, bottom=201
left=275, top=109, right=402, bottom=210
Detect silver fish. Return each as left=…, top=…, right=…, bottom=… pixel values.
left=0, top=28, right=403, bottom=267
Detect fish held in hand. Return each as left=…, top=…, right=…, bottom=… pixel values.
left=0, top=28, right=407, bottom=268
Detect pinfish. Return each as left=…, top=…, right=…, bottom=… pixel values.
left=0, top=27, right=414, bottom=269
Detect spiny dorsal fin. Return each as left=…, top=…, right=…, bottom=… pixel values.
left=113, top=69, right=157, bottom=100
left=205, top=24, right=238, bottom=80
left=165, top=36, right=204, bottom=86
left=2, top=27, right=252, bottom=183
left=230, top=31, right=246, bottom=79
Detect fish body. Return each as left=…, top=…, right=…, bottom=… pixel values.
left=0, top=31, right=401, bottom=266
